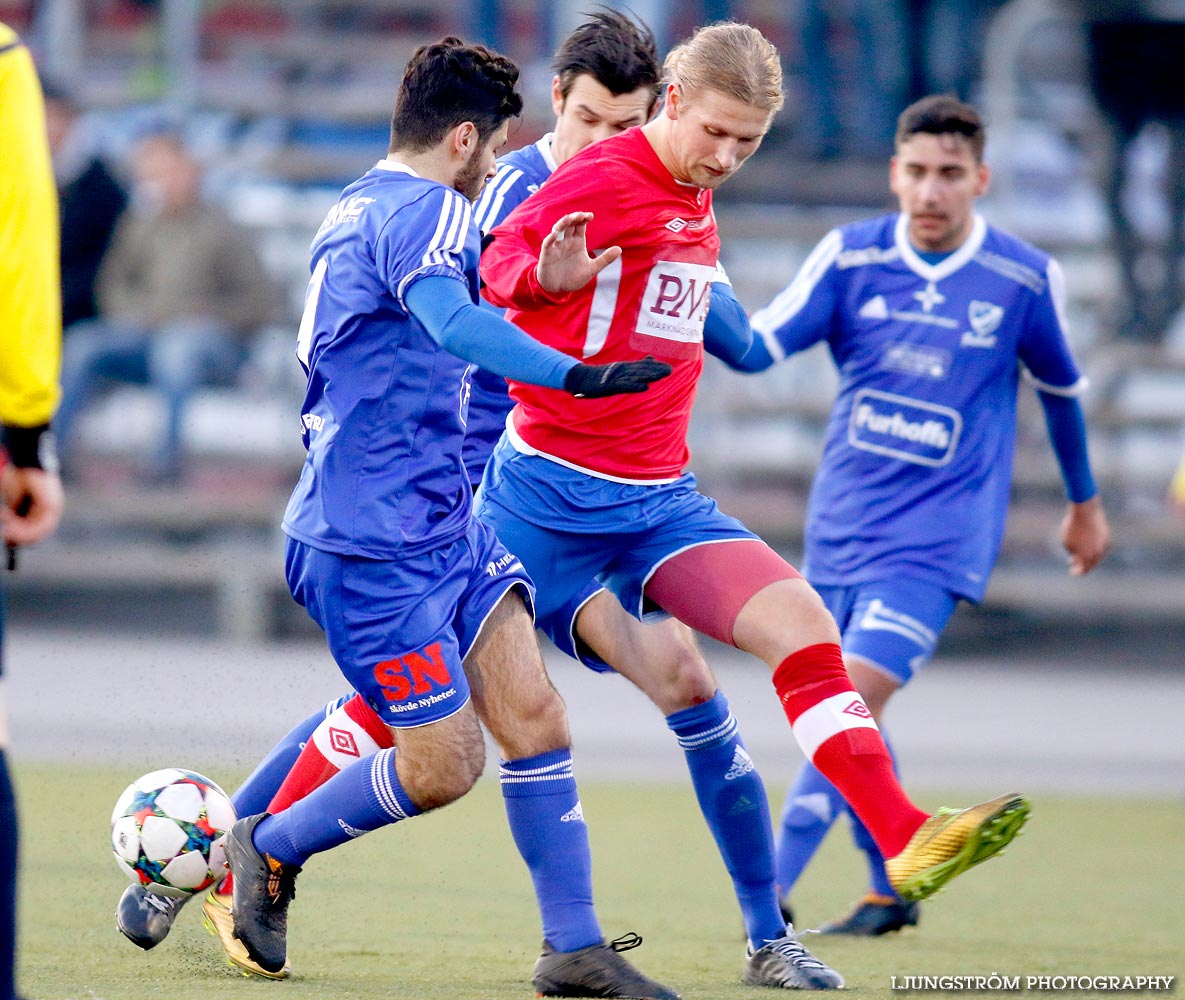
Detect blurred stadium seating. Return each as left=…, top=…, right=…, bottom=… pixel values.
left=4, top=0, right=1183, bottom=641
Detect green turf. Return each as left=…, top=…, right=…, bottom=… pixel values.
left=10, top=763, right=1183, bottom=999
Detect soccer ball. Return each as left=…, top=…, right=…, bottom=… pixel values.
left=111, top=768, right=236, bottom=897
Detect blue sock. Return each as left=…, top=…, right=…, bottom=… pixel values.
left=668, top=692, right=784, bottom=947
left=232, top=696, right=347, bottom=817
left=253, top=748, right=419, bottom=866
left=848, top=728, right=898, bottom=898
left=1, top=750, right=18, bottom=1000
left=500, top=748, right=601, bottom=953
left=775, top=762, right=845, bottom=900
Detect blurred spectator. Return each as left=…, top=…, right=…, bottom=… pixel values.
left=795, top=0, right=908, bottom=160
left=41, top=79, right=128, bottom=332
left=54, top=130, right=273, bottom=485
left=901, top=0, right=1006, bottom=104
left=1082, top=1, right=1185, bottom=342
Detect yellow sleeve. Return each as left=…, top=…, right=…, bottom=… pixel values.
left=0, top=22, right=62, bottom=430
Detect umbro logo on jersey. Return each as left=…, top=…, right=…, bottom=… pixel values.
left=328, top=727, right=360, bottom=757
left=560, top=804, right=585, bottom=823
left=860, top=295, right=889, bottom=320
left=724, top=746, right=755, bottom=780
left=666, top=218, right=688, bottom=232
left=962, top=300, right=1003, bottom=347
left=843, top=699, right=873, bottom=719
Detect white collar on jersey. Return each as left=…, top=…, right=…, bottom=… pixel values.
left=374, top=158, right=420, bottom=176
left=536, top=133, right=560, bottom=173
left=894, top=211, right=987, bottom=282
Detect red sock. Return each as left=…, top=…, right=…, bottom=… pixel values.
left=773, top=643, right=927, bottom=857
left=265, top=694, right=394, bottom=814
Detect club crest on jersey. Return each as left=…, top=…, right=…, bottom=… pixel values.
left=634, top=258, right=714, bottom=355
left=962, top=300, right=1003, bottom=348
left=848, top=388, right=962, bottom=467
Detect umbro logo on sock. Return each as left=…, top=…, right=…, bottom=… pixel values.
left=724, top=746, right=754, bottom=780
left=560, top=803, right=585, bottom=823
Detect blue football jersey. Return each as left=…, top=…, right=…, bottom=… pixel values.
left=282, top=160, right=482, bottom=559
left=752, top=212, right=1085, bottom=601
left=462, top=134, right=557, bottom=485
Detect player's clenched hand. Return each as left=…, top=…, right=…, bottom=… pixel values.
left=537, top=212, right=623, bottom=293
left=564, top=357, right=673, bottom=398
left=1061, top=495, right=1110, bottom=576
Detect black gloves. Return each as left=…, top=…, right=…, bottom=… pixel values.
left=563, top=357, right=673, bottom=398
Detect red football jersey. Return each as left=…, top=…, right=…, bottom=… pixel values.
left=482, top=127, right=719, bottom=481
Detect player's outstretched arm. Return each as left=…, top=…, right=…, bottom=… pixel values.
left=404, top=276, right=669, bottom=397
left=1060, top=495, right=1109, bottom=576
left=536, top=212, right=622, bottom=294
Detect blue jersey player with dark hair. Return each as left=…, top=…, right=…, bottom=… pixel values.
left=211, top=36, right=675, bottom=999
left=731, top=94, right=1110, bottom=936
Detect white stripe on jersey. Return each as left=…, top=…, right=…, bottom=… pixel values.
left=1021, top=368, right=1088, bottom=396
left=475, top=165, right=524, bottom=233
left=750, top=228, right=843, bottom=361
left=582, top=255, right=623, bottom=358
left=1046, top=258, right=1070, bottom=340
left=421, top=192, right=471, bottom=271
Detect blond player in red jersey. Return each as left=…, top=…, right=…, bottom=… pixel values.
left=476, top=20, right=1031, bottom=979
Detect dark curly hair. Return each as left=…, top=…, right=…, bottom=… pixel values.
left=390, top=36, right=523, bottom=153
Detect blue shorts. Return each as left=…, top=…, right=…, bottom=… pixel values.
left=284, top=520, right=534, bottom=729
left=476, top=437, right=760, bottom=647
left=813, top=578, right=960, bottom=686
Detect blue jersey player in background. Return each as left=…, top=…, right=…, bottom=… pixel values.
left=731, top=94, right=1111, bottom=936
left=219, top=37, right=676, bottom=999
left=464, top=9, right=661, bottom=487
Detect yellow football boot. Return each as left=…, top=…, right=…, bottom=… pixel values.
left=202, top=887, right=292, bottom=980
left=886, top=793, right=1031, bottom=902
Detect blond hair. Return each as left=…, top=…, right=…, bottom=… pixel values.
left=663, top=22, right=784, bottom=114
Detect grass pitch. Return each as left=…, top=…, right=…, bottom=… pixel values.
left=11, top=763, right=1183, bottom=999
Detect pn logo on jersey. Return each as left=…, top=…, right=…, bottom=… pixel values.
left=848, top=388, right=962, bottom=467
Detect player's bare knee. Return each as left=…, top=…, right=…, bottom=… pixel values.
left=652, top=645, right=717, bottom=712
left=396, top=709, right=486, bottom=810
left=489, top=681, right=570, bottom=760
left=734, top=577, right=842, bottom=664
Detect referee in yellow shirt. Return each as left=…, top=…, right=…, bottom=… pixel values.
left=1, top=21, right=65, bottom=1000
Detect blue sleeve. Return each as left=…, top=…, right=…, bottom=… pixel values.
left=405, top=275, right=577, bottom=389
left=748, top=229, right=843, bottom=365
left=1038, top=391, right=1098, bottom=503
left=1017, top=258, right=1086, bottom=394
left=703, top=283, right=756, bottom=366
